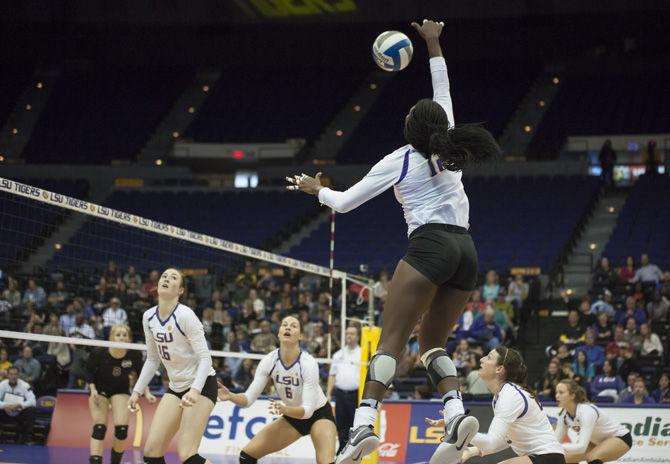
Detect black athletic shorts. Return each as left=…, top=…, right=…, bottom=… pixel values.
left=528, top=453, right=566, bottom=464
left=617, top=432, right=633, bottom=448
left=283, top=402, right=336, bottom=436
left=167, top=375, right=218, bottom=405
left=97, top=386, right=130, bottom=399
left=403, top=223, right=478, bottom=290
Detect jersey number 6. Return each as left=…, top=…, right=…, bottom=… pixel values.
left=159, top=345, right=171, bottom=361
left=286, top=387, right=293, bottom=399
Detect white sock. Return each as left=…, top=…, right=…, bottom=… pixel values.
left=353, top=400, right=379, bottom=428
left=442, top=390, right=465, bottom=424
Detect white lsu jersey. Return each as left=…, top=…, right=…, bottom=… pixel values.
left=317, top=57, right=470, bottom=236
left=244, top=349, right=327, bottom=419
left=555, top=403, right=629, bottom=454
left=134, top=304, right=214, bottom=394
left=472, top=382, right=564, bottom=457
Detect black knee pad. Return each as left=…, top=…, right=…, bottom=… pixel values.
left=89, top=456, right=103, bottom=464
left=91, top=423, right=107, bottom=440
left=114, top=425, right=128, bottom=440
left=143, top=458, right=166, bottom=464
left=240, top=450, right=258, bottom=463
left=183, top=454, right=206, bottom=464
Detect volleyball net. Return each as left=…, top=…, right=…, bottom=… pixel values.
left=0, top=177, right=378, bottom=369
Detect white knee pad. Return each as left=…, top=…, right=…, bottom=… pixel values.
left=421, top=348, right=457, bottom=385
left=365, top=351, right=397, bottom=388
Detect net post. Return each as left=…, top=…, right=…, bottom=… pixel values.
left=340, top=272, right=348, bottom=350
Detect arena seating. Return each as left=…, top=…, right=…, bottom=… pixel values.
left=0, top=67, right=33, bottom=128
left=604, top=174, right=670, bottom=270
left=184, top=66, right=365, bottom=144
left=23, top=67, right=192, bottom=164
left=338, top=59, right=537, bottom=164
left=527, top=73, right=670, bottom=159
left=289, top=175, right=600, bottom=273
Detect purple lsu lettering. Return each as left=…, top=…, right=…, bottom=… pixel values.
left=274, top=375, right=299, bottom=387
left=155, top=332, right=174, bottom=343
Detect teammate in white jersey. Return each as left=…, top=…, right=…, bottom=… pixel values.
left=287, top=19, right=500, bottom=464
left=128, top=268, right=217, bottom=464
left=555, top=379, right=632, bottom=464
left=217, top=315, right=337, bottom=464
left=430, top=347, right=565, bottom=464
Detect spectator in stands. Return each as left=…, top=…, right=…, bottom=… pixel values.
left=599, top=139, right=617, bottom=188
left=559, top=309, right=586, bottom=349
left=0, top=366, right=36, bottom=444
left=236, top=328, right=251, bottom=352
left=13, top=346, right=41, bottom=387
left=493, top=290, right=515, bottom=333
left=651, top=373, right=670, bottom=404
left=47, top=280, right=70, bottom=311
left=414, top=384, right=432, bottom=400
left=69, top=314, right=96, bottom=340
left=123, top=265, right=142, bottom=288
left=616, top=297, right=647, bottom=326
left=631, top=282, right=646, bottom=304
left=638, top=323, right=663, bottom=356
left=235, top=262, right=258, bottom=299
left=103, top=260, right=120, bottom=283
left=101, top=297, right=128, bottom=333
left=125, top=280, right=148, bottom=308
left=234, top=358, right=256, bottom=390
left=647, top=291, right=670, bottom=321
left=92, top=277, right=114, bottom=310
left=575, top=330, right=605, bottom=367
left=506, top=274, right=529, bottom=311
left=631, top=254, right=664, bottom=284
left=642, top=140, right=661, bottom=175
left=623, top=318, right=640, bottom=348
left=618, top=256, right=636, bottom=284
left=556, top=344, right=573, bottom=364
left=619, top=378, right=655, bottom=405
left=142, top=270, right=160, bottom=301
left=538, top=360, right=564, bottom=399
left=590, top=290, right=615, bottom=317
left=59, top=302, right=77, bottom=335
left=593, top=257, right=618, bottom=289
left=590, top=359, right=625, bottom=401
left=615, top=344, right=640, bottom=381
left=0, top=348, right=11, bottom=381
left=452, top=339, right=477, bottom=375
left=250, top=320, right=279, bottom=354
left=605, top=326, right=625, bottom=361
left=577, top=298, right=596, bottom=326
left=592, top=311, right=613, bottom=345
left=235, top=301, right=257, bottom=327
left=43, top=314, right=70, bottom=370
left=617, top=372, right=639, bottom=401
left=22, top=279, right=46, bottom=309
left=2, top=277, right=21, bottom=307
left=481, top=270, right=500, bottom=302
left=223, top=331, right=243, bottom=378
left=572, top=350, right=594, bottom=384
left=467, top=289, right=487, bottom=316
left=469, top=307, right=502, bottom=350
left=246, top=288, right=265, bottom=318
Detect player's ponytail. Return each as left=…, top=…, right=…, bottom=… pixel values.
left=404, top=98, right=501, bottom=171
left=497, top=345, right=534, bottom=394
left=429, top=123, right=501, bottom=172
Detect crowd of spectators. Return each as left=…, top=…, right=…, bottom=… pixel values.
left=541, top=253, right=670, bottom=404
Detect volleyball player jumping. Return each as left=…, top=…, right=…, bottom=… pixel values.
left=128, top=268, right=218, bottom=464
left=217, top=315, right=338, bottom=464
left=288, top=19, right=500, bottom=464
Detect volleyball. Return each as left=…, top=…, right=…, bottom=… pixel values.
left=372, top=30, right=413, bottom=72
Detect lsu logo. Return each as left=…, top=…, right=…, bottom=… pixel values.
left=155, top=332, right=174, bottom=343
left=275, top=375, right=299, bottom=387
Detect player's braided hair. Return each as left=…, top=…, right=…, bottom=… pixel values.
left=404, top=98, right=501, bottom=171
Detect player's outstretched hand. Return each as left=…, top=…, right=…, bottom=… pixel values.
left=411, top=19, right=444, bottom=41
left=424, top=416, right=445, bottom=427
left=286, top=172, right=323, bottom=195
left=217, top=381, right=232, bottom=402
left=127, top=391, right=140, bottom=413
